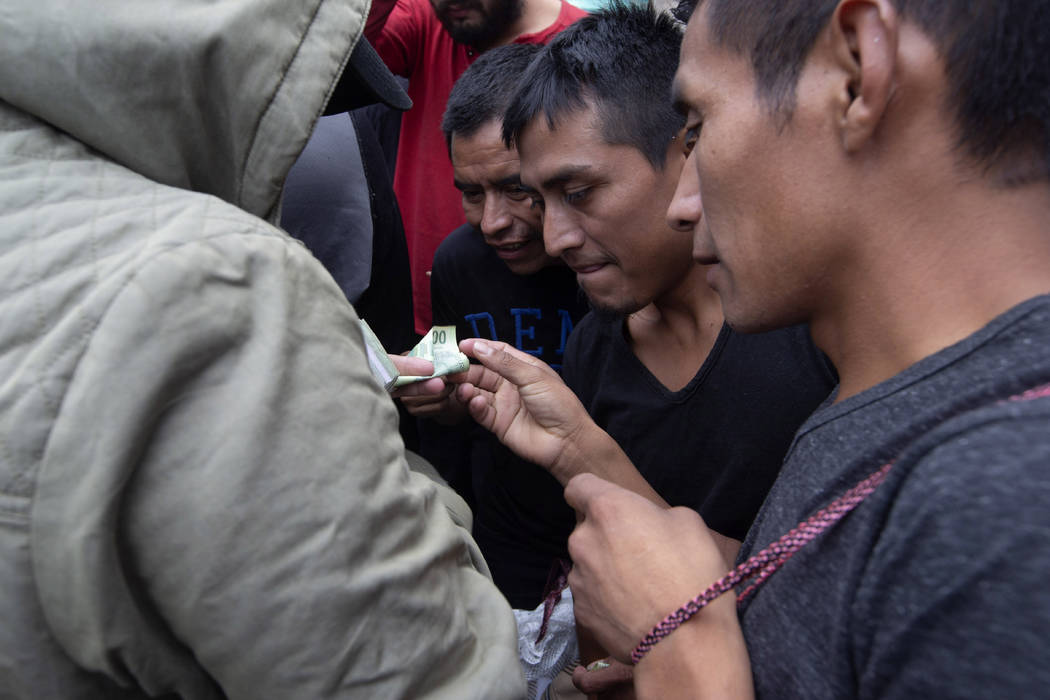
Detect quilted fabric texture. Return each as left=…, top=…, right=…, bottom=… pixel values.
left=0, top=1, right=524, bottom=698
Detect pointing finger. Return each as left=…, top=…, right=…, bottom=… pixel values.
left=563, top=472, right=619, bottom=515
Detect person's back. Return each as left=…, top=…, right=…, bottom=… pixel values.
left=0, top=1, right=522, bottom=697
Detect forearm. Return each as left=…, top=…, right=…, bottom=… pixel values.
left=632, top=597, right=753, bottom=700
left=552, top=422, right=669, bottom=508
left=72, top=237, right=523, bottom=697
left=556, top=355, right=665, bottom=506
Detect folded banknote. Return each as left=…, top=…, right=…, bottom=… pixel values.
left=360, top=320, right=469, bottom=392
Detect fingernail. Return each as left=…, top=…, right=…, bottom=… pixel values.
left=474, top=340, right=493, bottom=358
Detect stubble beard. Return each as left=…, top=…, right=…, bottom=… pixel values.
left=584, top=289, right=646, bottom=321
left=438, top=0, right=524, bottom=48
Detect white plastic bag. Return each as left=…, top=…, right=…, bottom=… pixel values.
left=514, top=587, right=579, bottom=699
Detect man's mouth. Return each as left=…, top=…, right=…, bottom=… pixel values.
left=489, top=238, right=539, bottom=259
left=443, top=2, right=476, bottom=17
left=565, top=257, right=610, bottom=275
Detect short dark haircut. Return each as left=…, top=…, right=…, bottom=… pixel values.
left=441, top=44, right=544, bottom=153
left=501, top=3, right=685, bottom=170
left=672, top=0, right=1050, bottom=184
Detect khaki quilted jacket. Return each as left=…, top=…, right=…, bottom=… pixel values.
left=0, top=1, right=522, bottom=698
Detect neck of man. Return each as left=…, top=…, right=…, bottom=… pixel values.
left=813, top=173, right=1050, bottom=403
left=626, top=263, right=724, bottom=392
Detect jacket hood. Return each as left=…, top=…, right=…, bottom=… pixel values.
left=0, top=0, right=367, bottom=219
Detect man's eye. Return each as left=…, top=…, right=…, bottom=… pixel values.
left=564, top=188, right=588, bottom=205
left=462, top=190, right=483, bottom=203
left=506, top=186, right=530, bottom=201
left=683, top=124, right=700, bottom=155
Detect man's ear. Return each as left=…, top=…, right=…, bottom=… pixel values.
left=830, top=0, right=898, bottom=152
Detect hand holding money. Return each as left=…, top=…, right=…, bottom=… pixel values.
left=392, top=326, right=470, bottom=388
left=360, top=320, right=469, bottom=392
left=454, top=338, right=665, bottom=505
left=392, top=355, right=469, bottom=425
left=453, top=338, right=611, bottom=482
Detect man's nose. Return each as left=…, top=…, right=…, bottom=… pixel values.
left=666, top=151, right=702, bottom=232
left=480, top=194, right=512, bottom=237
left=542, top=204, right=584, bottom=258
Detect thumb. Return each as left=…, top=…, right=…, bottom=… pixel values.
left=572, top=659, right=635, bottom=694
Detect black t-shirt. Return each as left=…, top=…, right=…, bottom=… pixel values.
left=563, top=313, right=837, bottom=540
left=738, top=295, right=1050, bottom=698
left=423, top=224, right=589, bottom=608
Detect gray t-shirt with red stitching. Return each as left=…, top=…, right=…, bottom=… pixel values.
left=738, top=294, right=1050, bottom=698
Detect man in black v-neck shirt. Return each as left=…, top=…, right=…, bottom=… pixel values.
left=394, top=45, right=589, bottom=609
left=502, top=6, right=836, bottom=550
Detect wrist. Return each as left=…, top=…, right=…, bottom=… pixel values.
left=555, top=424, right=668, bottom=507
left=550, top=421, right=623, bottom=486
left=633, top=596, right=752, bottom=699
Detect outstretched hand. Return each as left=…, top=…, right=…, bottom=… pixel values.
left=452, top=338, right=597, bottom=482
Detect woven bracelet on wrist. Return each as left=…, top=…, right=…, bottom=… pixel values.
left=630, top=380, right=1050, bottom=666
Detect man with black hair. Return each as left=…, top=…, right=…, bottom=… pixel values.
left=500, top=3, right=835, bottom=568
left=454, top=0, right=1050, bottom=696
left=364, top=0, right=585, bottom=335
left=395, top=44, right=589, bottom=609
left=481, top=8, right=833, bottom=690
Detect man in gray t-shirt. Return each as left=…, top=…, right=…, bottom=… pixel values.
left=447, top=0, right=1050, bottom=696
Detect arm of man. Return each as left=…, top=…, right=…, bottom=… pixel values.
left=455, top=337, right=747, bottom=697
left=454, top=338, right=664, bottom=501
left=564, top=474, right=755, bottom=700
left=455, top=335, right=751, bottom=562
left=454, top=338, right=744, bottom=559
left=33, top=229, right=523, bottom=698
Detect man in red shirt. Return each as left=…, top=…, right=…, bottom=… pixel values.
left=366, top=0, right=585, bottom=334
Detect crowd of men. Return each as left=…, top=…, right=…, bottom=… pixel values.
left=1, top=0, right=1048, bottom=698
